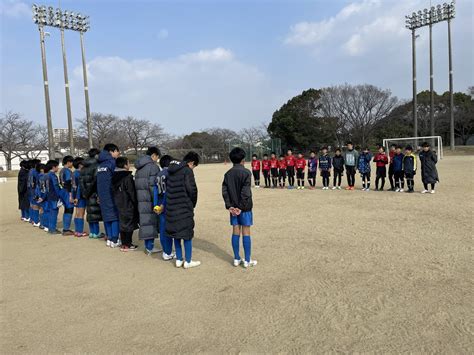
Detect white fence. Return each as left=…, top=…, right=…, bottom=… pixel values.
left=0, top=151, right=49, bottom=171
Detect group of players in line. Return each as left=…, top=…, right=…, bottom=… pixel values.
left=251, top=141, right=440, bottom=193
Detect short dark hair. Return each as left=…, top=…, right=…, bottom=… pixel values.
left=279, top=154, right=284, bottom=158
left=379, top=146, right=386, bottom=151
left=20, top=160, right=28, bottom=169
left=321, top=146, right=328, bottom=151
left=146, top=146, right=161, bottom=157
left=46, top=160, right=59, bottom=170
left=346, top=141, right=353, bottom=145
left=43, top=164, right=51, bottom=173
left=103, top=143, right=119, bottom=152
left=62, top=155, right=74, bottom=165
left=88, top=148, right=100, bottom=158
left=116, top=157, right=129, bottom=169
left=160, top=155, right=173, bottom=169
left=263, top=153, right=268, bottom=157
left=335, top=148, right=341, bottom=152
left=422, top=142, right=430, bottom=147
left=390, top=143, right=397, bottom=148
left=36, top=163, right=46, bottom=173
left=229, top=147, right=246, bottom=164
left=405, top=145, right=413, bottom=151
left=73, top=157, right=84, bottom=169
left=183, top=151, right=200, bottom=166
left=271, top=151, right=276, bottom=155
left=287, top=149, right=293, bottom=152
left=252, top=154, right=257, bottom=158
left=396, top=145, right=402, bottom=149
left=29, top=159, right=41, bottom=170
left=363, top=146, right=369, bottom=150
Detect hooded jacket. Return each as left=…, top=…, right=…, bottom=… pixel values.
left=18, top=167, right=30, bottom=210
left=358, top=152, right=373, bottom=174
left=134, top=155, right=161, bottom=240
left=222, top=164, right=253, bottom=212
left=79, top=157, right=102, bottom=223
left=166, top=160, right=198, bottom=240
left=419, top=149, right=439, bottom=184
left=402, top=153, right=417, bottom=175
left=112, top=169, right=139, bottom=233
left=96, top=150, right=118, bottom=222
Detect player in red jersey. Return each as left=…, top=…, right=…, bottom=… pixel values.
left=261, top=154, right=271, bottom=188
left=269, top=152, right=279, bottom=188
left=251, top=154, right=261, bottom=188
left=278, top=154, right=287, bottom=188
left=295, top=152, right=307, bottom=189
left=285, top=149, right=297, bottom=189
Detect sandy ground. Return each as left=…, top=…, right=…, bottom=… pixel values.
left=1, top=155, right=473, bottom=353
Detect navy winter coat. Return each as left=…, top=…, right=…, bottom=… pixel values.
left=112, top=170, right=139, bottom=233
left=96, top=150, right=118, bottom=222
left=18, top=168, right=30, bottom=210
left=392, top=153, right=404, bottom=173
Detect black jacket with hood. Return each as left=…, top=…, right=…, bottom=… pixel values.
left=165, top=160, right=198, bottom=240
left=79, top=157, right=102, bottom=223
left=112, top=169, right=139, bottom=233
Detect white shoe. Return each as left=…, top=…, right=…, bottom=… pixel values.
left=430, top=190, right=436, bottom=194
left=184, top=260, right=201, bottom=269
left=110, top=241, right=119, bottom=248
left=365, top=188, right=370, bottom=191
left=332, top=187, right=337, bottom=190
left=44, top=227, right=49, bottom=233
left=116, top=239, right=122, bottom=247
left=399, top=189, right=404, bottom=193
left=106, top=240, right=111, bottom=247
left=233, top=259, right=242, bottom=267
left=145, top=247, right=162, bottom=256
left=33, top=222, right=40, bottom=227
left=395, top=188, right=400, bottom=192
left=361, top=188, right=366, bottom=191
left=337, top=186, right=342, bottom=190
left=421, top=189, right=429, bottom=194
left=243, top=260, right=258, bottom=268
left=162, top=252, right=176, bottom=261
left=175, top=259, right=184, bottom=268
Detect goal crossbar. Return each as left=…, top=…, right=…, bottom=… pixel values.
left=383, top=136, right=443, bottom=159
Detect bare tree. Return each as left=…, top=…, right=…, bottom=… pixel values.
left=77, top=113, right=123, bottom=149
left=239, top=125, right=268, bottom=146
left=121, top=116, right=165, bottom=155
left=0, top=111, right=46, bottom=169
left=319, top=84, right=398, bottom=146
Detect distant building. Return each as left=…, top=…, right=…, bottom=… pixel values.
left=0, top=151, right=49, bottom=171
left=53, top=128, right=77, bottom=144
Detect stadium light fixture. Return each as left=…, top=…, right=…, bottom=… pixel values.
left=405, top=2, right=456, bottom=150
left=32, top=4, right=93, bottom=154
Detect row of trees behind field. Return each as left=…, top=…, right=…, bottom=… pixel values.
left=1, top=84, right=473, bottom=169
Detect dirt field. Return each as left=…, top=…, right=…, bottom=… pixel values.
left=1, top=155, right=473, bottom=353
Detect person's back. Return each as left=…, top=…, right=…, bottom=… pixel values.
left=166, top=152, right=200, bottom=269
left=17, top=162, right=30, bottom=221
left=222, top=147, right=257, bottom=268
left=79, top=148, right=102, bottom=238
left=134, top=146, right=161, bottom=254
left=419, top=142, right=439, bottom=194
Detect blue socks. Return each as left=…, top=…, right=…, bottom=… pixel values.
left=89, top=222, right=99, bottom=235
left=144, top=239, right=154, bottom=251
left=243, top=235, right=251, bottom=262
left=231, top=234, right=240, bottom=260
left=74, top=218, right=84, bottom=233
left=63, top=213, right=72, bottom=231
left=174, top=239, right=192, bottom=262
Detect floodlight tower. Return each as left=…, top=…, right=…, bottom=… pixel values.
left=32, top=4, right=55, bottom=159
left=405, top=2, right=456, bottom=149
left=77, top=14, right=92, bottom=149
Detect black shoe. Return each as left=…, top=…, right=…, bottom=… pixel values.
left=49, top=230, right=62, bottom=235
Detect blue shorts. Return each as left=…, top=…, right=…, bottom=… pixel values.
left=75, top=198, right=87, bottom=208
left=230, top=211, right=253, bottom=226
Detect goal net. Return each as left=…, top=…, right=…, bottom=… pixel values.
left=382, top=136, right=444, bottom=159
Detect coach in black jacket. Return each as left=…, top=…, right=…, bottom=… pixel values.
left=222, top=161, right=253, bottom=212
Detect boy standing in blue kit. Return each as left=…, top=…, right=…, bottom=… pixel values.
left=222, top=147, right=257, bottom=268
left=97, top=143, right=121, bottom=248
left=153, top=155, right=175, bottom=260
left=59, top=155, right=75, bottom=235
left=46, top=160, right=62, bottom=235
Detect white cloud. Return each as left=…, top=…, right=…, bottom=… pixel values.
left=0, top=0, right=30, bottom=18
left=68, top=48, right=280, bottom=133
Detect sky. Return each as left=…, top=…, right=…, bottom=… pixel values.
left=1, top=0, right=473, bottom=134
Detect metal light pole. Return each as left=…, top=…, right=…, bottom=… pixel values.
left=411, top=29, right=418, bottom=142
left=60, top=27, right=75, bottom=155
left=448, top=17, right=455, bottom=150
left=405, top=2, right=456, bottom=149
left=38, top=25, right=55, bottom=159
left=80, top=31, right=93, bottom=149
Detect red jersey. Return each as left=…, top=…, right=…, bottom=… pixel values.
left=374, top=153, right=388, bottom=167
left=285, top=155, right=296, bottom=167
left=251, top=160, right=261, bottom=171
left=278, top=160, right=287, bottom=170
left=270, top=158, right=279, bottom=169
left=389, top=150, right=395, bottom=164
left=262, top=159, right=271, bottom=171
left=295, top=158, right=306, bottom=169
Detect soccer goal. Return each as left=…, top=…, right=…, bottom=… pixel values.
left=382, top=136, right=444, bottom=159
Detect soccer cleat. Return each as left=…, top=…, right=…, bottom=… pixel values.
left=233, top=259, right=242, bottom=267
left=337, top=186, right=342, bottom=190
left=395, top=188, right=400, bottom=192
left=109, top=241, right=119, bottom=248
left=332, top=187, right=337, bottom=190
left=33, top=222, right=41, bottom=227
left=162, top=252, right=176, bottom=261
left=106, top=240, right=111, bottom=247
left=243, top=260, right=258, bottom=268
left=421, top=189, right=429, bottom=194
left=365, top=188, right=370, bottom=191
left=175, top=259, right=184, bottom=268
left=399, top=189, right=404, bottom=193
left=120, top=244, right=138, bottom=252
left=184, top=260, right=201, bottom=269
left=430, top=190, right=436, bottom=194
left=25, top=218, right=30, bottom=222
left=43, top=227, right=49, bottom=233
left=62, top=230, right=74, bottom=236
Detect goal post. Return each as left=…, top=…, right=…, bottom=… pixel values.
left=382, top=136, right=443, bottom=159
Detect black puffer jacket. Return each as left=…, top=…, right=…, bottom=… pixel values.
left=134, top=155, right=160, bottom=240
left=18, top=168, right=30, bottom=210
left=166, top=160, right=198, bottom=241
left=112, top=170, right=139, bottom=233
left=79, top=157, right=102, bottom=223
left=419, top=150, right=439, bottom=184
left=222, top=164, right=253, bottom=212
